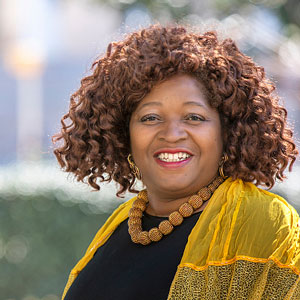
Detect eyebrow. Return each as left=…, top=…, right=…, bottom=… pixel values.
left=138, top=100, right=206, bottom=110
left=183, top=101, right=206, bottom=108
left=138, top=102, right=163, bottom=109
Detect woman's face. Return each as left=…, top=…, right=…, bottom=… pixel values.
left=129, top=74, right=223, bottom=199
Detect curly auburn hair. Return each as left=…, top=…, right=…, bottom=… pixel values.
left=53, top=24, right=298, bottom=196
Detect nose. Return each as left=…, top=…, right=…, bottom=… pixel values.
left=157, top=120, right=188, bottom=143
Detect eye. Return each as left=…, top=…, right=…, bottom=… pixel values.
left=140, top=114, right=160, bottom=123
left=185, top=114, right=205, bottom=122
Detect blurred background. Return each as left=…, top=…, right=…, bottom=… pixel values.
left=0, top=0, right=300, bottom=299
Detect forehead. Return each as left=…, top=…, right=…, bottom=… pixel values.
left=138, top=74, right=210, bottom=108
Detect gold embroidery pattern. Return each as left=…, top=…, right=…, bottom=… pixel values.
left=290, top=277, right=300, bottom=300
left=168, top=260, right=300, bottom=300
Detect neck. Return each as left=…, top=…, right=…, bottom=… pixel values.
left=144, top=175, right=219, bottom=217
left=145, top=195, right=190, bottom=217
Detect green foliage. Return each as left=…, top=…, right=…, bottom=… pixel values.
left=0, top=190, right=116, bottom=300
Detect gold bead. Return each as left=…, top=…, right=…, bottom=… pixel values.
left=208, top=183, right=215, bottom=192
left=149, top=227, right=163, bottom=242
left=179, top=203, right=194, bottom=217
left=128, top=226, right=141, bottom=243
left=132, top=199, right=147, bottom=211
left=214, top=176, right=224, bottom=186
left=198, top=187, right=211, bottom=201
left=212, top=176, right=224, bottom=193
left=129, top=207, right=143, bottom=218
left=169, top=211, right=183, bottom=226
left=128, top=229, right=142, bottom=241
left=188, top=195, right=203, bottom=210
left=159, top=220, right=174, bottom=235
left=128, top=221, right=142, bottom=230
left=138, top=231, right=151, bottom=245
left=210, top=176, right=224, bottom=192
left=130, top=233, right=140, bottom=243
left=128, top=216, right=142, bottom=227
left=138, top=189, right=148, bottom=202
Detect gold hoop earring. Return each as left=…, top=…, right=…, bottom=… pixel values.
left=219, top=153, right=229, bottom=179
left=127, top=154, right=142, bottom=180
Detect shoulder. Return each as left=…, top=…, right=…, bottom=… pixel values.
left=217, top=178, right=298, bottom=230
left=69, top=196, right=137, bottom=274
left=225, top=179, right=300, bottom=259
left=238, top=180, right=298, bottom=227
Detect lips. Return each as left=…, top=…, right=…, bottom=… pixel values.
left=154, top=148, right=193, bottom=168
left=153, top=148, right=193, bottom=157
left=157, top=152, right=191, bottom=162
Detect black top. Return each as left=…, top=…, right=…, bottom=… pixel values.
left=65, top=210, right=202, bottom=300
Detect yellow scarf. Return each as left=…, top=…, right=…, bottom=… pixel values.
left=62, top=178, right=300, bottom=299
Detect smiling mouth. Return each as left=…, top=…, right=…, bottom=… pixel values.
left=156, top=152, right=191, bottom=163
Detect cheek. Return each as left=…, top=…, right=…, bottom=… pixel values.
left=198, top=125, right=223, bottom=156
left=129, top=130, right=139, bottom=154
left=210, top=119, right=223, bottom=147
left=129, top=126, right=149, bottom=159
left=129, top=118, right=140, bottom=149
left=214, top=130, right=223, bottom=149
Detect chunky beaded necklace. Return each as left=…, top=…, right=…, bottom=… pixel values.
left=128, top=176, right=224, bottom=245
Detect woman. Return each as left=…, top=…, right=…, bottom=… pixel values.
left=53, top=25, right=300, bottom=299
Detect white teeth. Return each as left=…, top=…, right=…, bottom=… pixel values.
left=157, top=152, right=191, bottom=162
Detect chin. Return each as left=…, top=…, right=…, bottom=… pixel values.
left=156, top=181, right=193, bottom=194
